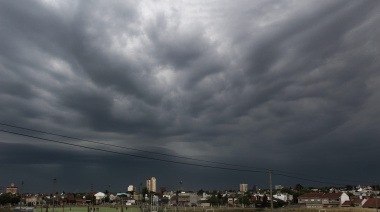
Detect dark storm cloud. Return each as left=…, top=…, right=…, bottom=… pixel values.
left=1, top=0, right=380, bottom=192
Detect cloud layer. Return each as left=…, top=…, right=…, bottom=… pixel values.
left=1, top=0, right=380, bottom=192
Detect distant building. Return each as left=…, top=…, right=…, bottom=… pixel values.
left=6, top=183, right=18, bottom=194
left=147, top=177, right=157, bottom=193
left=159, top=187, right=166, bottom=194
left=341, top=199, right=367, bottom=207
left=252, top=185, right=259, bottom=192
left=362, top=198, right=380, bottom=209
left=128, top=185, right=135, bottom=192
left=228, top=194, right=242, bottom=205
left=94, top=192, right=106, bottom=204
left=298, top=192, right=349, bottom=208
left=240, top=183, right=248, bottom=192
left=178, top=193, right=199, bottom=206
left=273, top=193, right=293, bottom=203
left=275, top=185, right=284, bottom=190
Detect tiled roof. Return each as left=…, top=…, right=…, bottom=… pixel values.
left=299, top=192, right=343, bottom=199
left=362, top=198, right=380, bottom=208
left=299, top=193, right=324, bottom=198
left=353, top=199, right=364, bottom=204
left=322, top=192, right=342, bottom=199
left=342, top=201, right=352, bottom=206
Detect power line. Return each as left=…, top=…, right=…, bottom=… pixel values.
left=0, top=122, right=268, bottom=170
left=0, top=129, right=353, bottom=186
left=0, top=129, right=266, bottom=173
left=0, top=122, right=369, bottom=185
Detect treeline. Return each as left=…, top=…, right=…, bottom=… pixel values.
left=0, top=193, right=20, bottom=205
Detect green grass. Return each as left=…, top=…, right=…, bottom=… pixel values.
left=32, top=206, right=266, bottom=212
left=25, top=206, right=380, bottom=212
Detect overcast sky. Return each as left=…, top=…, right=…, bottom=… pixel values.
left=1, top=0, right=380, bottom=193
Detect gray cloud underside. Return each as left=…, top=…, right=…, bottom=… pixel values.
left=1, top=0, right=380, bottom=190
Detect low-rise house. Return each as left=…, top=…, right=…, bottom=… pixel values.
left=298, top=193, right=324, bottom=208
left=322, top=193, right=349, bottom=207
left=362, top=198, right=380, bottom=209
left=341, top=199, right=367, bottom=207
left=25, top=195, right=43, bottom=206
left=273, top=193, right=293, bottom=203
left=94, top=192, right=106, bottom=204
left=353, top=186, right=379, bottom=199
left=298, top=192, right=349, bottom=208
left=178, top=193, right=199, bottom=206
left=227, top=194, right=241, bottom=205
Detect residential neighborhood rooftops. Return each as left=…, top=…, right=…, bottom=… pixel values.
left=322, top=192, right=342, bottom=199
left=299, top=192, right=343, bottom=199
left=298, top=193, right=324, bottom=198
left=362, top=198, right=380, bottom=208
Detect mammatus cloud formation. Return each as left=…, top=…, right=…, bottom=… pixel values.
left=1, top=0, right=380, bottom=192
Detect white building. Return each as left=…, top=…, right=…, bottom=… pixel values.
left=273, top=193, right=293, bottom=202
left=94, top=192, right=106, bottom=203
left=240, top=183, right=248, bottom=192
left=128, top=185, right=135, bottom=192
left=275, top=185, right=284, bottom=190
left=147, top=177, right=157, bottom=193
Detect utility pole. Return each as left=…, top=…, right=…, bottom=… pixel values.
left=91, top=184, right=94, bottom=212
left=20, top=181, right=24, bottom=212
left=375, top=181, right=378, bottom=212
left=121, top=195, right=124, bottom=212
left=53, top=179, right=57, bottom=212
left=269, top=169, right=273, bottom=211
left=139, top=183, right=142, bottom=208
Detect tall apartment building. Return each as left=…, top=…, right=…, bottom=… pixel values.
left=147, top=177, right=157, bottom=193
left=240, top=183, right=248, bottom=192
left=128, top=185, right=135, bottom=192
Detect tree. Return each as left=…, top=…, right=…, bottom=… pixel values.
left=11, top=195, right=21, bottom=205
left=0, top=193, right=12, bottom=205
left=221, top=196, right=228, bottom=205
left=85, top=194, right=95, bottom=202
left=104, top=196, right=110, bottom=203
left=346, top=185, right=353, bottom=191
left=262, top=195, right=268, bottom=208
left=280, top=187, right=293, bottom=195
left=142, top=187, right=148, bottom=202
left=319, top=187, right=329, bottom=193
left=217, top=193, right=222, bottom=203
left=239, top=196, right=250, bottom=205
left=207, top=195, right=218, bottom=205
left=295, top=184, right=303, bottom=191
left=197, top=189, right=204, bottom=196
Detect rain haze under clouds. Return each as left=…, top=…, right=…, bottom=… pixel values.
left=1, top=0, right=380, bottom=193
